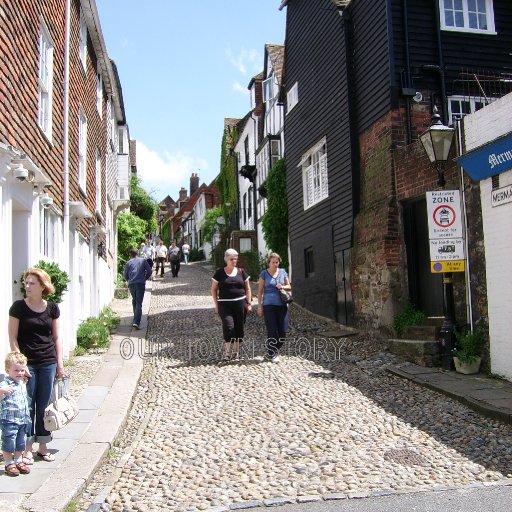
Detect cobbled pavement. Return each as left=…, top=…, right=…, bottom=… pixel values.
left=74, top=263, right=512, bottom=512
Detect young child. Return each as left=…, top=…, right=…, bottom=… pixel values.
left=0, top=352, right=31, bottom=477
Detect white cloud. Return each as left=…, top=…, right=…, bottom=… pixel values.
left=135, top=141, right=208, bottom=201
left=232, top=81, right=249, bottom=96
left=225, top=47, right=261, bottom=75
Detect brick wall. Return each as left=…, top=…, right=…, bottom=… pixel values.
left=352, top=112, right=405, bottom=330
left=0, top=0, right=66, bottom=199
left=352, top=99, right=483, bottom=333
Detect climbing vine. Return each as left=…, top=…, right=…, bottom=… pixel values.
left=217, top=123, right=238, bottom=228
left=262, top=159, right=289, bottom=270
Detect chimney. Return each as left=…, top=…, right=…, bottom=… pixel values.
left=179, top=187, right=188, bottom=202
left=190, top=173, right=199, bottom=196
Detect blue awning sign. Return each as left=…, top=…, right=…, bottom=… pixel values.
left=456, top=132, right=512, bottom=181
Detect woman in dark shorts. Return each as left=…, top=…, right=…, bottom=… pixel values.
left=8, top=268, right=64, bottom=464
left=211, top=248, right=252, bottom=361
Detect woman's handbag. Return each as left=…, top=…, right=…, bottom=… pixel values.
left=279, top=288, right=293, bottom=304
left=43, top=377, right=79, bottom=431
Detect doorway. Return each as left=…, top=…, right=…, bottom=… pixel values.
left=403, top=198, right=443, bottom=316
left=335, top=248, right=354, bottom=325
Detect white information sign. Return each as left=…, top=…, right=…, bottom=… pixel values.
left=426, top=190, right=463, bottom=239
left=429, top=238, right=465, bottom=261
left=426, top=190, right=465, bottom=269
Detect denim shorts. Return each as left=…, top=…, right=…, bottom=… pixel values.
left=1, top=421, right=28, bottom=453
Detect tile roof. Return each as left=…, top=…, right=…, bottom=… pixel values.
left=266, top=44, right=285, bottom=86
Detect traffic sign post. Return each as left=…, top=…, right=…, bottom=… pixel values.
left=426, top=190, right=465, bottom=272
left=426, top=190, right=466, bottom=371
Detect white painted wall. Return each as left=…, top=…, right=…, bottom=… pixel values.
left=463, top=93, right=512, bottom=381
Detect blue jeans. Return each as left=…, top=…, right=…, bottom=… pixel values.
left=183, top=253, right=189, bottom=264
left=26, top=363, right=57, bottom=444
left=129, top=282, right=146, bottom=326
left=1, top=421, right=28, bottom=453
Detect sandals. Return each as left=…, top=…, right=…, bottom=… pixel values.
left=4, top=464, right=19, bottom=477
left=16, top=461, right=30, bottom=474
left=22, top=454, right=34, bottom=465
left=36, top=451, right=55, bottom=462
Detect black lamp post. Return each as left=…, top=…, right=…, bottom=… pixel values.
left=419, top=107, right=456, bottom=370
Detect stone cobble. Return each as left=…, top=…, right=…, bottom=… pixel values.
left=76, top=263, right=512, bottom=512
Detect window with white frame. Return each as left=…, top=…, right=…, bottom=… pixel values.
left=41, top=206, right=56, bottom=259
left=270, top=139, right=281, bottom=168
left=243, top=193, right=247, bottom=224
left=240, top=237, right=252, bottom=252
left=287, top=82, right=299, bottom=113
left=440, top=0, right=495, bottom=34
left=107, top=98, right=116, bottom=150
left=448, top=95, right=495, bottom=124
left=262, top=75, right=274, bottom=103
left=78, top=109, right=87, bottom=193
left=38, top=24, right=54, bottom=138
left=301, top=138, right=329, bottom=210
left=95, top=148, right=102, bottom=215
left=96, top=72, right=102, bottom=116
left=79, top=10, right=87, bottom=70
left=118, top=128, right=124, bottom=153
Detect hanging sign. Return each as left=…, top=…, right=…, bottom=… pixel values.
left=426, top=190, right=465, bottom=272
left=456, top=132, right=512, bottom=181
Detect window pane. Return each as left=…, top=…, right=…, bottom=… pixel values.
left=454, top=11, right=464, bottom=27
left=478, top=13, right=487, bottom=30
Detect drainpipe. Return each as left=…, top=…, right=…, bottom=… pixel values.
left=402, top=0, right=413, bottom=144
left=63, top=0, right=71, bottom=264
left=250, top=112, right=259, bottom=240
left=433, top=0, right=448, bottom=124
left=455, top=118, right=473, bottom=329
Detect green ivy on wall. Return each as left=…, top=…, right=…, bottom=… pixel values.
left=262, top=159, right=289, bottom=270
left=217, top=123, right=239, bottom=229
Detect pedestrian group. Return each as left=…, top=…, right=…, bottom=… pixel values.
left=1, top=243, right=292, bottom=478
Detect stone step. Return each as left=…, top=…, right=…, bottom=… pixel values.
left=402, top=324, right=440, bottom=341
left=389, top=338, right=441, bottom=368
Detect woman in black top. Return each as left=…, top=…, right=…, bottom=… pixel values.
left=8, top=268, right=64, bottom=464
left=211, top=248, right=252, bottom=361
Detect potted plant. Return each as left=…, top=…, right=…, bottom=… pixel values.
left=453, top=324, right=485, bottom=374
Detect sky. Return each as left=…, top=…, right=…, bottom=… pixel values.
left=95, top=0, right=286, bottom=203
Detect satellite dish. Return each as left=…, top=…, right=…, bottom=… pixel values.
left=413, top=91, right=423, bottom=103
left=216, top=216, right=225, bottom=225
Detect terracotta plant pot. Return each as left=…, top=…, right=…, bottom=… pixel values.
left=453, top=356, right=482, bottom=375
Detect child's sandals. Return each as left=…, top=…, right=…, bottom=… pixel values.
left=4, top=463, right=19, bottom=477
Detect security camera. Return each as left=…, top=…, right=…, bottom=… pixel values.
left=13, top=166, right=29, bottom=182
left=40, top=194, right=53, bottom=209
left=413, top=92, right=423, bottom=103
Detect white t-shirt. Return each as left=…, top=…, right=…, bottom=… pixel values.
left=156, top=244, right=167, bottom=258
left=182, top=244, right=190, bottom=254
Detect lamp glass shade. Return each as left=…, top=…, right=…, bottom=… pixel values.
left=420, top=123, right=455, bottom=163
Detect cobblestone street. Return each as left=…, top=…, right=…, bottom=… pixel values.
left=79, top=263, right=512, bottom=512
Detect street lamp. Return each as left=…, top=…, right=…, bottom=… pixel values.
left=419, top=107, right=455, bottom=186
left=419, top=107, right=456, bottom=370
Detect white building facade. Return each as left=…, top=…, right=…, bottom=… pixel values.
left=460, top=93, right=512, bottom=381
left=0, top=0, right=130, bottom=363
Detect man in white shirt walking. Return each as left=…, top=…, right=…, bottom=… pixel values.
left=155, top=240, right=168, bottom=277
